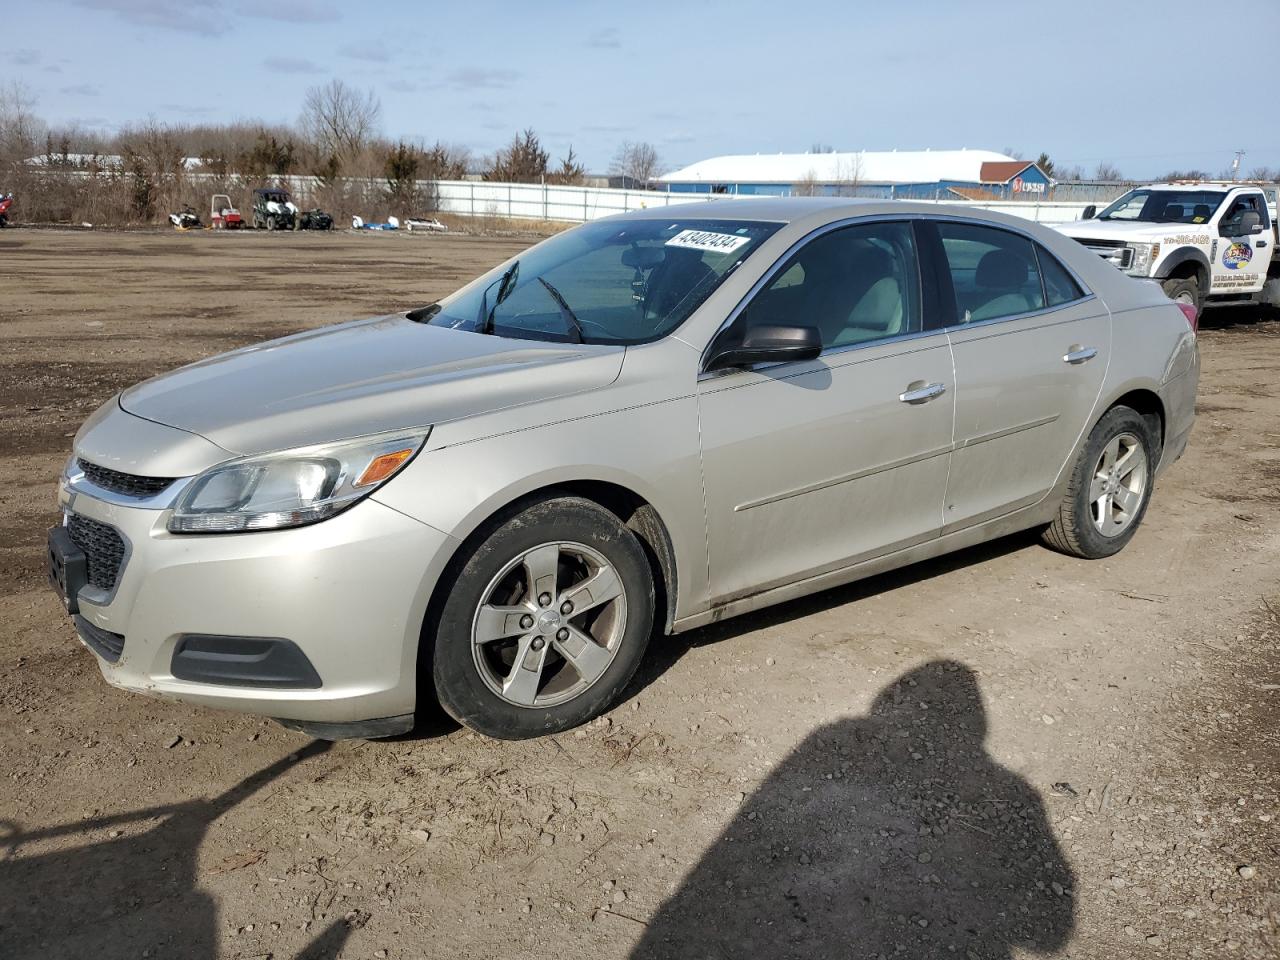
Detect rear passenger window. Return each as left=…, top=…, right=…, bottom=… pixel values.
left=1037, top=247, right=1085, bottom=306
left=939, top=223, right=1045, bottom=323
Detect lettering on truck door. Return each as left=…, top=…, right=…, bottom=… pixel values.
left=1210, top=193, right=1270, bottom=294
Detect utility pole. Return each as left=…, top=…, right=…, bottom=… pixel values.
left=1232, top=150, right=1245, bottom=180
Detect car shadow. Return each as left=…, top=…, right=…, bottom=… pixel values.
left=0, top=740, right=353, bottom=960
left=630, top=658, right=1076, bottom=958
left=1197, top=304, right=1278, bottom=333
left=627, top=528, right=1042, bottom=700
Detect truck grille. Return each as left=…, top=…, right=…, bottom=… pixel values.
left=78, top=459, right=176, bottom=499
left=66, top=514, right=127, bottom=591
left=1076, top=238, right=1133, bottom=270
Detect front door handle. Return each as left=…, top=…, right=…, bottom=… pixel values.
left=1257, top=239, right=1269, bottom=248
left=899, top=381, right=947, bottom=404
left=1063, top=346, right=1098, bottom=365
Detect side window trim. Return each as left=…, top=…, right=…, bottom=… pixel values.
left=931, top=218, right=1095, bottom=331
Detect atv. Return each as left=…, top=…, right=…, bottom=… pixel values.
left=298, top=208, right=334, bottom=231
left=0, top=193, right=12, bottom=228
left=252, top=187, right=298, bottom=231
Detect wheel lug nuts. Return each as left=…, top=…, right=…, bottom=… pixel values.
left=560, top=601, right=573, bottom=615
left=538, top=593, right=552, bottom=607
left=556, top=627, right=569, bottom=642
left=520, top=614, right=534, bottom=629
left=531, top=637, right=545, bottom=651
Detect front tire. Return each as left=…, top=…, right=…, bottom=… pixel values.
left=432, top=497, right=655, bottom=739
left=1042, top=405, right=1156, bottom=559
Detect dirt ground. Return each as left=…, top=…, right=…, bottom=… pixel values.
left=1, top=228, right=1277, bottom=960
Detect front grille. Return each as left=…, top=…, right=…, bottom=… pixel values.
left=77, top=459, right=175, bottom=499
left=66, top=514, right=127, bottom=592
left=74, top=614, right=125, bottom=663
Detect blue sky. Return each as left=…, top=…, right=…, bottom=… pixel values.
left=9, top=0, right=1279, bottom=177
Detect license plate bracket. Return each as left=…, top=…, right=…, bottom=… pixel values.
left=48, top=526, right=87, bottom=615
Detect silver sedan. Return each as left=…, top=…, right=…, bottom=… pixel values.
left=50, top=198, right=1199, bottom=739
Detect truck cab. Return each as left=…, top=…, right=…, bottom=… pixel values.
left=1056, top=182, right=1280, bottom=316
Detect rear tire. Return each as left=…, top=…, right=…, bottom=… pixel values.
left=432, top=497, right=655, bottom=740
left=1161, top=275, right=1201, bottom=319
left=1042, top=405, right=1157, bottom=559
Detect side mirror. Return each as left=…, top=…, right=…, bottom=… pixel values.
left=1081, top=204, right=1097, bottom=220
left=705, top=323, right=823, bottom=371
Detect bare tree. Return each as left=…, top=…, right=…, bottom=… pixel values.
left=833, top=153, right=864, bottom=197
left=792, top=169, right=822, bottom=197
left=809, top=143, right=836, bottom=154
left=1001, top=146, right=1024, bottom=160
left=609, top=141, right=663, bottom=186
left=0, top=81, right=43, bottom=163
left=1246, top=166, right=1277, bottom=182
left=1093, top=160, right=1124, bottom=181
left=299, top=79, right=382, bottom=172
left=1160, top=169, right=1211, bottom=181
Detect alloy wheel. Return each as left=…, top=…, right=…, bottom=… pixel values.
left=1089, top=432, right=1148, bottom=537
left=471, top=541, right=627, bottom=708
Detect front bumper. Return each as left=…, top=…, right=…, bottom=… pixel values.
left=59, top=483, right=457, bottom=726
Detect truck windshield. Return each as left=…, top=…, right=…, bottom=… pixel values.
left=1097, top=189, right=1226, bottom=224
left=425, top=218, right=781, bottom=345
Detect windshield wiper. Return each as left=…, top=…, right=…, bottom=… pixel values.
left=537, top=277, right=584, bottom=344
left=476, top=260, right=520, bottom=335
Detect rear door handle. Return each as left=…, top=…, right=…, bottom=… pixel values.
left=1063, top=346, right=1098, bottom=365
left=1257, top=240, right=1269, bottom=248
left=899, top=381, right=947, bottom=404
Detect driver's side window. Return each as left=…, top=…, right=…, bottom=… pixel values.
left=736, top=222, right=921, bottom=350
left=1221, top=195, right=1269, bottom=235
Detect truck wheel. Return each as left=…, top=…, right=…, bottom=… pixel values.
left=431, top=497, right=655, bottom=740
left=1161, top=276, right=1200, bottom=318
left=1042, top=405, right=1156, bottom=559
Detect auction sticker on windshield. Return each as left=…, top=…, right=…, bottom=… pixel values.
left=665, top=229, right=751, bottom=255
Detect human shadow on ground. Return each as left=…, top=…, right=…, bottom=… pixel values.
left=0, top=740, right=351, bottom=960
left=631, top=659, right=1075, bottom=960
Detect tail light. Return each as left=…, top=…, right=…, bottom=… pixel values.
left=1175, top=301, right=1199, bottom=334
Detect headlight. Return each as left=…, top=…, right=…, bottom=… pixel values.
left=168, top=431, right=428, bottom=533
left=1126, top=242, right=1160, bottom=275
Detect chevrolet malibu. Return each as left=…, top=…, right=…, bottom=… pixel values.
left=49, top=198, right=1199, bottom=740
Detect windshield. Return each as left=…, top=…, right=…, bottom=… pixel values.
left=1097, top=188, right=1226, bottom=224
left=424, top=218, right=782, bottom=344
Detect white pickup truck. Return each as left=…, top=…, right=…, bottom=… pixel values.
left=1056, top=182, right=1280, bottom=317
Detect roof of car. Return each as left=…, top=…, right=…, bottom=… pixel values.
left=614, top=196, right=891, bottom=223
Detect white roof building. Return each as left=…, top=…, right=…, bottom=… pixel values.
left=658, top=149, right=1018, bottom=187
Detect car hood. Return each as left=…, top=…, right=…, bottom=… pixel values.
left=1055, top=219, right=1192, bottom=243
left=120, top=315, right=625, bottom=456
